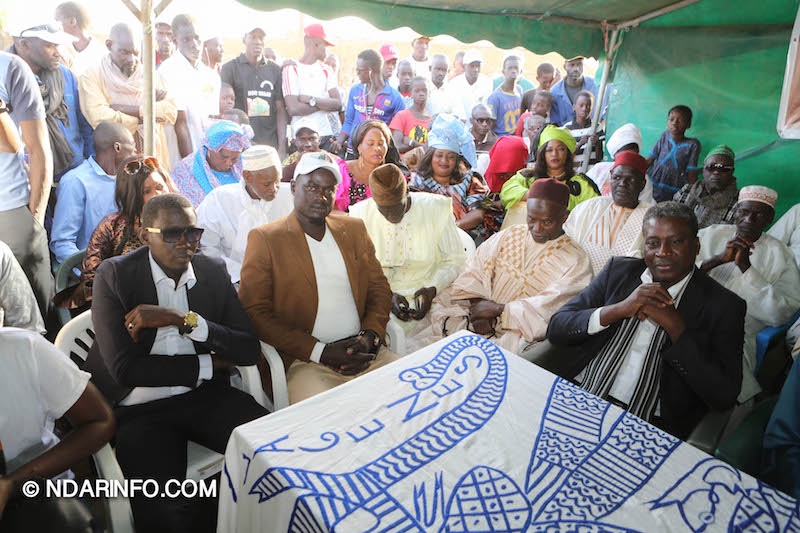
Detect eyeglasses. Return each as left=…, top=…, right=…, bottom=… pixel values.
left=473, top=117, right=492, bottom=124
left=145, top=227, right=204, bottom=243
left=124, top=157, right=160, bottom=175
left=704, top=163, right=734, bottom=172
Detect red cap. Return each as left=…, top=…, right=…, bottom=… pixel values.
left=379, top=44, right=400, bottom=62
left=611, top=150, right=648, bottom=177
left=528, top=178, right=570, bottom=208
left=304, top=23, right=334, bottom=46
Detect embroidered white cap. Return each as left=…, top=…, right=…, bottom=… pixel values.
left=241, top=145, right=281, bottom=172
left=293, top=151, right=342, bottom=184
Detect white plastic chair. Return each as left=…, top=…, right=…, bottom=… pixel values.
left=457, top=227, right=477, bottom=259
left=55, top=311, right=271, bottom=485
left=261, top=341, right=290, bottom=411
left=55, top=311, right=135, bottom=533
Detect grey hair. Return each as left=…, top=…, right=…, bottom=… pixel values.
left=642, top=201, right=698, bottom=237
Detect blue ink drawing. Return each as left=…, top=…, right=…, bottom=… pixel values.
left=245, top=334, right=509, bottom=532
left=525, top=378, right=680, bottom=528
left=650, top=457, right=800, bottom=533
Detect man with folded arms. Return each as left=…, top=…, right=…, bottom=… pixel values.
left=240, top=152, right=398, bottom=404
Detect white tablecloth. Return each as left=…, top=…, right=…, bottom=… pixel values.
left=218, top=331, right=799, bottom=532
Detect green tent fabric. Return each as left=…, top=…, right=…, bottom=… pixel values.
left=237, top=0, right=800, bottom=215
left=605, top=25, right=800, bottom=218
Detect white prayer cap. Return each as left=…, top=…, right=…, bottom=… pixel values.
left=738, top=185, right=778, bottom=208
left=293, top=151, right=342, bottom=184
left=606, top=123, right=643, bottom=157
left=241, top=145, right=281, bottom=172
left=463, top=49, right=484, bottom=65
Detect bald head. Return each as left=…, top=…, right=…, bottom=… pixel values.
left=107, top=23, right=140, bottom=76
left=93, top=121, right=136, bottom=173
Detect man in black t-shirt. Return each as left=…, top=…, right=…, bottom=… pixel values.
left=221, top=27, right=288, bottom=157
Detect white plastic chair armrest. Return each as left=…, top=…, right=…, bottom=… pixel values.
left=92, top=444, right=135, bottom=533
left=236, top=364, right=271, bottom=410
left=386, top=319, right=407, bottom=356
left=260, top=341, right=289, bottom=411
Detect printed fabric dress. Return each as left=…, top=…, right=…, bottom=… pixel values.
left=647, top=131, right=701, bottom=202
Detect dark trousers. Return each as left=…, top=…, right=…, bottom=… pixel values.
left=114, top=381, right=268, bottom=533
left=0, top=205, right=57, bottom=334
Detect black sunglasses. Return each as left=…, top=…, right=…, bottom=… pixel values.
left=146, top=227, right=204, bottom=244
left=704, top=163, right=734, bottom=172
left=473, top=117, right=492, bottom=124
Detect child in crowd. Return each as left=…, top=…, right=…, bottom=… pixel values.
left=564, top=91, right=604, bottom=168
left=646, top=105, right=701, bottom=202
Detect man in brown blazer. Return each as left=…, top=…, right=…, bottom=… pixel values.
left=239, top=151, right=398, bottom=403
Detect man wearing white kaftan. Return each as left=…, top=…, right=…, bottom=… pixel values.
left=565, top=197, right=651, bottom=275
left=350, top=192, right=466, bottom=335
left=196, top=145, right=291, bottom=283
left=565, top=150, right=653, bottom=276
left=411, top=223, right=592, bottom=354
left=697, top=186, right=800, bottom=402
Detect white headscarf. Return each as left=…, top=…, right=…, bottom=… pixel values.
left=606, top=123, right=643, bottom=158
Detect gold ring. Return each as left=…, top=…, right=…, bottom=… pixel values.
left=127, top=323, right=134, bottom=330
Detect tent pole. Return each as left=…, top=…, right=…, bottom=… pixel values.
left=580, top=28, right=619, bottom=173
left=616, top=0, right=704, bottom=29
left=141, top=0, right=155, bottom=155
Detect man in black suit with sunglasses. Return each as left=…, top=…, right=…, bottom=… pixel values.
left=85, top=193, right=267, bottom=533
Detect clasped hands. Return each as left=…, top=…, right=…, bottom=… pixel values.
left=468, top=298, right=505, bottom=336
left=611, top=284, right=685, bottom=341
left=392, top=287, right=437, bottom=321
left=320, top=330, right=381, bottom=376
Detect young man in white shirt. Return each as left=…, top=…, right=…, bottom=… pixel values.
left=446, top=49, right=493, bottom=120
left=159, top=14, right=221, bottom=165
left=282, top=24, right=343, bottom=154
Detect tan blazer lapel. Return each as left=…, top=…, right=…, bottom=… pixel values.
left=326, top=215, right=361, bottom=306
left=286, top=213, right=318, bottom=292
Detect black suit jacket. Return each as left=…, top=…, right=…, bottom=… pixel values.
left=85, top=246, right=260, bottom=406
left=546, top=257, right=746, bottom=439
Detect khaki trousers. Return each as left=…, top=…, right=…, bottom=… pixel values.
left=287, top=346, right=400, bottom=404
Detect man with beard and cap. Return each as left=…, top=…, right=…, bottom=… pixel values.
left=12, top=19, right=94, bottom=180
left=548, top=201, right=746, bottom=440
left=154, top=21, right=174, bottom=66
left=350, top=163, right=465, bottom=344
left=673, top=144, right=739, bottom=228
left=79, top=22, right=179, bottom=171
left=548, top=55, right=599, bottom=126
left=697, top=186, right=800, bottom=403
left=221, top=27, right=288, bottom=157
left=565, top=151, right=654, bottom=276
left=446, top=49, right=493, bottom=120
left=197, top=145, right=292, bottom=284
left=410, top=177, right=592, bottom=355
left=586, top=122, right=654, bottom=204
left=239, top=151, right=399, bottom=404
left=159, top=14, right=221, bottom=165
left=202, top=36, right=224, bottom=74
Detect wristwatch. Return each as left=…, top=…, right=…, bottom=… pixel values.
left=0, top=98, right=11, bottom=115
left=180, top=311, right=198, bottom=335
left=308, top=97, right=317, bottom=108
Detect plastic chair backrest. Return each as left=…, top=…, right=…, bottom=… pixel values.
left=54, top=249, right=86, bottom=327
left=457, top=228, right=477, bottom=259
left=54, top=309, right=94, bottom=365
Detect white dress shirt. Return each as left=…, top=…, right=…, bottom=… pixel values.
left=197, top=181, right=293, bottom=283
left=119, top=252, right=213, bottom=406
left=446, top=73, right=493, bottom=120
left=305, top=225, right=362, bottom=363
left=579, top=268, right=693, bottom=407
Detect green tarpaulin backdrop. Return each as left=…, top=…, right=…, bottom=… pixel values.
left=238, top=0, right=800, bottom=216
